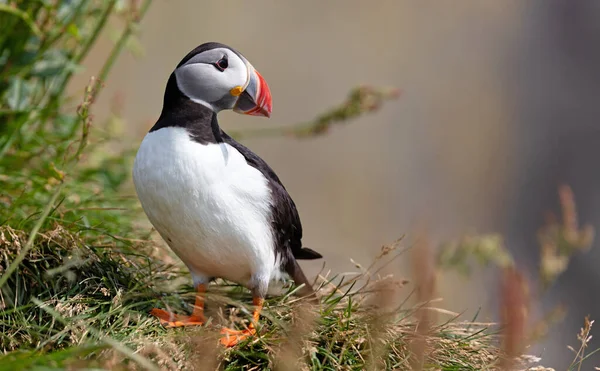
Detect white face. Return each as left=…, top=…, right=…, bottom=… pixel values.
left=174, top=47, right=249, bottom=112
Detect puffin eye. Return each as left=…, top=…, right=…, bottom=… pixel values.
left=214, top=57, right=228, bottom=71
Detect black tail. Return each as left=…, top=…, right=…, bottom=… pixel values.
left=293, top=247, right=322, bottom=260
left=285, top=259, right=319, bottom=303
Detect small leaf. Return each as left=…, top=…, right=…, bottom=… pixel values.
left=5, top=78, right=33, bottom=110
left=31, top=50, right=84, bottom=78
left=0, top=4, right=42, bottom=36
left=66, top=24, right=81, bottom=40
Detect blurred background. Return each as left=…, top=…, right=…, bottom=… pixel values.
left=70, top=1, right=600, bottom=368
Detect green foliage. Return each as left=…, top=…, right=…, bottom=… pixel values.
left=0, top=223, right=519, bottom=370
left=0, top=0, right=162, bottom=367
left=0, top=0, right=135, bottom=231
left=436, top=234, right=513, bottom=276
left=229, top=86, right=401, bottom=140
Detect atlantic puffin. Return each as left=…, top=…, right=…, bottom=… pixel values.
left=132, top=42, right=322, bottom=347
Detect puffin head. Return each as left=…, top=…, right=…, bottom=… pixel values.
left=172, top=42, right=272, bottom=118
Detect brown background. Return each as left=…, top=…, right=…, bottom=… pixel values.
left=71, top=1, right=600, bottom=368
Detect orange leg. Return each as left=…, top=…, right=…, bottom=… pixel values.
left=220, top=296, right=264, bottom=347
left=150, top=284, right=206, bottom=327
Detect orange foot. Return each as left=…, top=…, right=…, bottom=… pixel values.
left=219, top=326, right=257, bottom=347
left=150, top=308, right=205, bottom=327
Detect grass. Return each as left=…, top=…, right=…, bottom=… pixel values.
left=0, top=1, right=595, bottom=370
left=0, top=225, right=544, bottom=370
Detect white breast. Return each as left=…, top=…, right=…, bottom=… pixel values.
left=132, top=127, right=279, bottom=287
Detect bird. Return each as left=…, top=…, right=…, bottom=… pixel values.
left=132, top=42, right=322, bottom=347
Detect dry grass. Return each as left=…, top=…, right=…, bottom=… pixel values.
left=0, top=224, right=554, bottom=370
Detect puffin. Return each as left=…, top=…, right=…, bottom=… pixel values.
left=132, top=42, right=322, bottom=347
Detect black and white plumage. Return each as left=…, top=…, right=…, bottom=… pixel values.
left=132, top=42, right=321, bottom=345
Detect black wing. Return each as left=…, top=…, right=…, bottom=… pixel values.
left=221, top=132, right=322, bottom=261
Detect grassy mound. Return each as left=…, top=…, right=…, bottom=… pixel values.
left=0, top=225, right=546, bottom=370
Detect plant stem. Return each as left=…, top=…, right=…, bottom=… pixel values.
left=0, top=0, right=155, bottom=290
left=53, top=0, right=118, bottom=98
left=96, top=0, right=153, bottom=87
left=32, top=298, right=161, bottom=371
left=0, top=183, right=63, bottom=289
left=76, top=0, right=117, bottom=65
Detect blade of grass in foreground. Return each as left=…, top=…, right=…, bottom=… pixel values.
left=0, top=344, right=107, bottom=371
left=0, top=0, right=154, bottom=292
left=31, top=298, right=160, bottom=371
left=0, top=183, right=63, bottom=289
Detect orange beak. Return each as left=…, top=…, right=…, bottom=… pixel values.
left=233, top=69, right=272, bottom=118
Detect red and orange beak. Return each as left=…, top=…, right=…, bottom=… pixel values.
left=233, top=68, right=272, bottom=118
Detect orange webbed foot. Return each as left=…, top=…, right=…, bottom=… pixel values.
left=219, top=296, right=264, bottom=347
left=150, top=308, right=205, bottom=327
left=219, top=326, right=257, bottom=347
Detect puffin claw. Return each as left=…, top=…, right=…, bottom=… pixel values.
left=150, top=308, right=205, bottom=327
left=219, top=326, right=256, bottom=347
